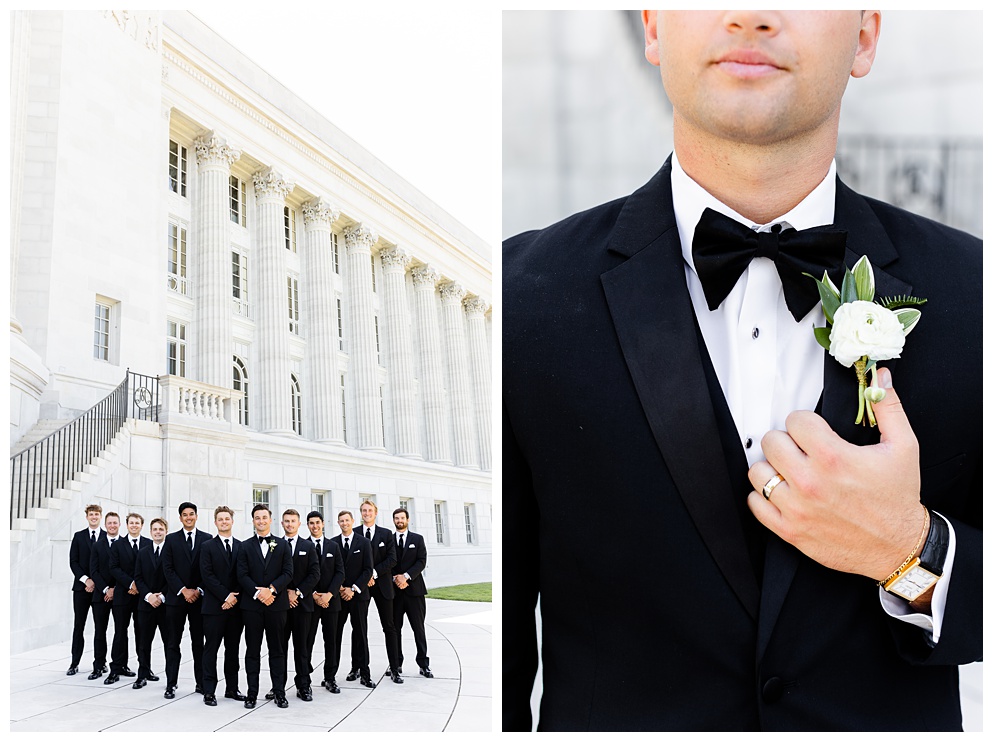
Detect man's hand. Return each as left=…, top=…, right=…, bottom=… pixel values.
left=747, top=367, right=925, bottom=582
left=181, top=587, right=199, bottom=603
left=128, top=581, right=138, bottom=595
left=314, top=592, right=331, bottom=608
left=288, top=591, right=299, bottom=609
left=367, top=577, right=375, bottom=587
left=394, top=574, right=408, bottom=590
left=222, top=592, right=239, bottom=610
left=256, top=586, right=275, bottom=606
left=104, top=587, right=115, bottom=602
left=85, top=578, right=95, bottom=593
left=341, top=587, right=354, bottom=602
left=146, top=593, right=163, bottom=608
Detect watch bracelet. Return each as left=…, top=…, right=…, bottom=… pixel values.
left=918, top=508, right=949, bottom=576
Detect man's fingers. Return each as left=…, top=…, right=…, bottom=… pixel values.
left=747, top=491, right=787, bottom=538
left=871, top=367, right=916, bottom=448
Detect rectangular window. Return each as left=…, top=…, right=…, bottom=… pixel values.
left=312, top=490, right=328, bottom=520
left=229, top=175, right=247, bottom=226
left=331, top=232, right=340, bottom=274
left=434, top=501, right=446, bottom=545
left=370, top=253, right=377, bottom=292
left=374, top=315, right=381, bottom=364
left=253, top=486, right=271, bottom=507
left=287, top=276, right=300, bottom=334
left=464, top=504, right=476, bottom=545
left=284, top=206, right=297, bottom=252
left=168, top=140, right=187, bottom=197
left=399, top=497, right=412, bottom=514
left=94, top=302, right=111, bottom=361
left=167, top=222, right=188, bottom=295
left=166, top=320, right=187, bottom=377
left=336, top=297, right=344, bottom=351
left=232, top=250, right=249, bottom=317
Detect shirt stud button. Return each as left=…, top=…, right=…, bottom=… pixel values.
left=752, top=327, right=760, bottom=339
left=744, top=437, right=753, bottom=449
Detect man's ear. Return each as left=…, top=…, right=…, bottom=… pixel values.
left=851, top=10, right=881, bottom=79
left=643, top=10, right=661, bottom=68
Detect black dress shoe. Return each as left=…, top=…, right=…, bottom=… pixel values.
left=325, top=680, right=340, bottom=694
left=120, top=669, right=136, bottom=677
left=274, top=695, right=289, bottom=709
left=264, top=691, right=275, bottom=700
left=88, top=669, right=104, bottom=680
left=244, top=697, right=257, bottom=709
left=195, top=684, right=204, bottom=694
left=390, top=671, right=404, bottom=684
left=360, top=677, right=377, bottom=689
left=164, top=686, right=176, bottom=699
left=104, top=673, right=119, bottom=685
left=66, top=665, right=79, bottom=676
left=203, top=694, right=217, bottom=706
left=397, top=666, right=402, bottom=674
left=419, top=667, right=434, bottom=678
left=346, top=669, right=359, bottom=682
left=146, top=673, right=160, bottom=682
left=132, top=679, right=147, bottom=690
left=224, top=690, right=247, bottom=701
left=296, top=687, right=313, bottom=702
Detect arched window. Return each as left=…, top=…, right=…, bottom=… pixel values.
left=291, top=373, right=302, bottom=436
left=233, top=356, right=249, bottom=427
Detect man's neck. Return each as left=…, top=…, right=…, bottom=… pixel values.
left=674, top=120, right=837, bottom=225
left=362, top=522, right=375, bottom=531
left=341, top=530, right=352, bottom=538
left=217, top=531, right=232, bottom=539
left=153, top=540, right=164, bottom=547
left=257, top=531, right=271, bottom=538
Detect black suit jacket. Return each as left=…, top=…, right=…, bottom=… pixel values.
left=134, top=543, right=167, bottom=613
left=161, top=528, right=210, bottom=606
left=236, top=535, right=294, bottom=612
left=361, top=524, right=397, bottom=599
left=311, top=537, right=346, bottom=611
left=392, top=531, right=428, bottom=597
left=337, top=532, right=373, bottom=602
left=199, top=535, right=242, bottom=616
left=69, top=527, right=104, bottom=591
left=109, top=535, right=152, bottom=606
left=284, top=536, right=320, bottom=612
left=89, top=535, right=119, bottom=605
left=503, top=160, right=982, bottom=731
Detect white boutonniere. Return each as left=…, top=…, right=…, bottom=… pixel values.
left=268, top=539, right=277, bottom=553
left=808, top=256, right=926, bottom=427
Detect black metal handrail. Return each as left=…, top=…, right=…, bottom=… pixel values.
left=9, top=370, right=160, bottom=525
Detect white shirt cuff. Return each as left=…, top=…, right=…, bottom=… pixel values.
left=878, top=512, right=955, bottom=644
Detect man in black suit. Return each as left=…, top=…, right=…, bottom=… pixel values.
left=160, top=501, right=209, bottom=699
left=133, top=517, right=169, bottom=689
left=391, top=508, right=432, bottom=678
left=305, top=511, right=345, bottom=693
left=270, top=508, right=320, bottom=703
left=105, top=512, right=150, bottom=684
left=333, top=510, right=375, bottom=688
left=87, top=511, right=120, bottom=680
left=358, top=500, right=401, bottom=683
left=236, top=503, right=294, bottom=709
left=67, top=503, right=104, bottom=676
left=199, top=505, right=246, bottom=706
left=503, top=11, right=981, bottom=731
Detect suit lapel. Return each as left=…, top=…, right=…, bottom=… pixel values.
left=601, top=160, right=759, bottom=621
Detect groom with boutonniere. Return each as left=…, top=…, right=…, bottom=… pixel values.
left=503, top=10, right=981, bottom=731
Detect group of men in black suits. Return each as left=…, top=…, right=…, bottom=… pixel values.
left=68, top=500, right=433, bottom=710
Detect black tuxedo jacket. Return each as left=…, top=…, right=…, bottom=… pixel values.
left=89, top=535, right=119, bottom=605
left=503, top=160, right=982, bottom=731
left=236, top=535, right=294, bottom=612
left=361, top=524, right=397, bottom=599
left=109, top=535, right=152, bottom=606
left=69, top=527, right=104, bottom=591
left=161, top=528, right=210, bottom=606
left=311, top=536, right=345, bottom=611
left=284, top=536, right=320, bottom=612
left=337, top=532, right=373, bottom=602
left=199, top=535, right=242, bottom=616
left=134, top=543, right=167, bottom=613
left=392, top=531, right=428, bottom=597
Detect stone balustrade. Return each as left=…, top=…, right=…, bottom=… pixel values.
left=159, top=375, right=244, bottom=432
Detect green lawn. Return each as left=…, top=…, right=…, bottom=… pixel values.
left=428, top=582, right=491, bottom=602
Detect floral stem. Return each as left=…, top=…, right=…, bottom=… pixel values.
left=854, top=357, right=867, bottom=425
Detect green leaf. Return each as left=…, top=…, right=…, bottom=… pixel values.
left=878, top=294, right=928, bottom=310
left=851, top=256, right=875, bottom=302
left=813, top=326, right=832, bottom=351
left=864, top=358, right=877, bottom=373
left=893, top=308, right=922, bottom=335
left=840, top=267, right=858, bottom=304
left=814, top=280, right=841, bottom=323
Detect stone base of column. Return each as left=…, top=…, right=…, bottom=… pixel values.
left=263, top=429, right=298, bottom=438
left=314, top=437, right=349, bottom=447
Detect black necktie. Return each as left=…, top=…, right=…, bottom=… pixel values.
left=692, top=207, right=848, bottom=322
left=225, top=539, right=231, bottom=555
left=154, top=546, right=159, bottom=560
left=344, top=537, right=349, bottom=552
left=187, top=532, right=193, bottom=550
left=132, top=539, right=138, bottom=552
left=398, top=534, right=404, bottom=551
left=90, top=531, right=96, bottom=543
left=366, top=528, right=371, bottom=540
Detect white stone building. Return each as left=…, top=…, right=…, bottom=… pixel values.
left=9, top=10, right=492, bottom=653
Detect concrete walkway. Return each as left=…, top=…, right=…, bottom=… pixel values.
left=9, top=598, right=492, bottom=732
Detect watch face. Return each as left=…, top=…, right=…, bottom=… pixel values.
left=887, top=564, right=940, bottom=601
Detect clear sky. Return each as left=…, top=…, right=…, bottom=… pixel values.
left=190, top=7, right=502, bottom=249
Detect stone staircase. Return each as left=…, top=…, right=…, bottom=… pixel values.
left=10, top=418, right=69, bottom=456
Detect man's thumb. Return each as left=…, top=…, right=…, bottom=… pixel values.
left=871, top=367, right=913, bottom=445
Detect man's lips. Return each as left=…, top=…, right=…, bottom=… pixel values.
left=713, top=49, right=784, bottom=79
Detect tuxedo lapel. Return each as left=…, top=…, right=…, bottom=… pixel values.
left=601, top=159, right=759, bottom=621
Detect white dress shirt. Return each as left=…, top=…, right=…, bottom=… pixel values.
left=670, top=152, right=952, bottom=642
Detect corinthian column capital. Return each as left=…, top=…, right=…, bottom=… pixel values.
left=379, top=245, right=412, bottom=271
left=463, top=296, right=489, bottom=316
left=439, top=281, right=467, bottom=305
left=252, top=167, right=294, bottom=202
left=193, top=132, right=241, bottom=168
left=344, top=223, right=379, bottom=253
left=411, top=265, right=441, bottom=289
left=302, top=197, right=340, bottom=229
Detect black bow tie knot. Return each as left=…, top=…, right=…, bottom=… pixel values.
left=692, top=207, right=848, bottom=321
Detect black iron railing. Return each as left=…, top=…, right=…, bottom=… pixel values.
left=9, top=370, right=160, bottom=524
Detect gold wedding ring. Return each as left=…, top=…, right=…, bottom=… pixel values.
left=762, top=473, right=785, bottom=500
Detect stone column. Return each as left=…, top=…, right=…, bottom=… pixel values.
left=302, top=197, right=344, bottom=444
left=464, top=296, right=491, bottom=471
left=344, top=224, right=384, bottom=450
left=440, top=281, right=478, bottom=469
left=252, top=167, right=294, bottom=435
left=192, top=132, right=241, bottom=388
left=379, top=246, right=421, bottom=458
left=411, top=266, right=451, bottom=464
left=9, top=11, right=29, bottom=333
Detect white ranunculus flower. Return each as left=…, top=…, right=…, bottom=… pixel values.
left=829, top=300, right=906, bottom=367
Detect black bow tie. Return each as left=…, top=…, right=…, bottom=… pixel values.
left=258, top=536, right=270, bottom=545
left=692, top=207, right=848, bottom=322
